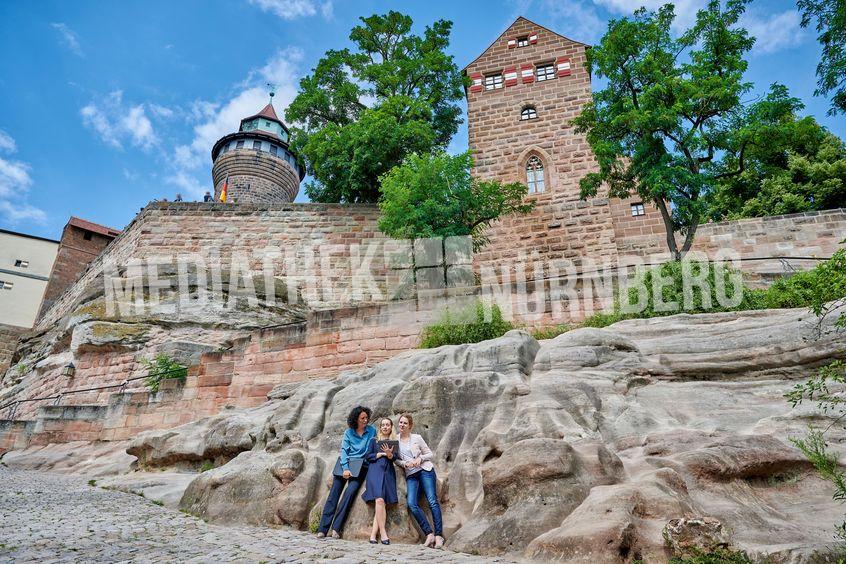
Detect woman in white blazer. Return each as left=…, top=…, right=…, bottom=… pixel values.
left=396, top=413, right=445, bottom=548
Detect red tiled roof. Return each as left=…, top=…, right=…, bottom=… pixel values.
left=67, top=216, right=122, bottom=238
left=242, top=103, right=281, bottom=124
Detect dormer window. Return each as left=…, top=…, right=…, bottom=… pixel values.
left=484, top=73, right=504, bottom=90
left=14, top=259, right=28, bottom=268
left=517, top=36, right=529, bottom=47
left=521, top=106, right=538, bottom=120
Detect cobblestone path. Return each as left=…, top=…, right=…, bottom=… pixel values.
left=0, top=467, right=503, bottom=563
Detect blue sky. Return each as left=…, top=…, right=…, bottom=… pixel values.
left=0, top=0, right=841, bottom=239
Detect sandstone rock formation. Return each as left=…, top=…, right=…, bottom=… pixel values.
left=122, top=307, right=846, bottom=562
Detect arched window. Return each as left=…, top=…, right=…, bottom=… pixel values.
left=521, top=106, right=537, bottom=120
left=526, top=155, right=545, bottom=194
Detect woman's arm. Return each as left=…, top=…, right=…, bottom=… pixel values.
left=416, top=435, right=434, bottom=462
left=339, top=430, right=352, bottom=471
left=364, top=439, right=380, bottom=463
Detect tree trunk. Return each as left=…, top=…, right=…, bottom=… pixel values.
left=653, top=198, right=681, bottom=260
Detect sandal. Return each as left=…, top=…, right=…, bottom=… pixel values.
left=369, top=538, right=378, bottom=544
left=381, top=539, right=391, bottom=545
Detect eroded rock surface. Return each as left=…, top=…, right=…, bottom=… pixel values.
left=47, top=309, right=846, bottom=561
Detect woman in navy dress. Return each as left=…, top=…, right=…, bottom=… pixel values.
left=362, top=417, right=398, bottom=544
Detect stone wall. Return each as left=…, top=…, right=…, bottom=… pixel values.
left=36, top=202, right=390, bottom=329
left=0, top=324, right=26, bottom=375
left=212, top=149, right=300, bottom=203
left=38, top=222, right=118, bottom=321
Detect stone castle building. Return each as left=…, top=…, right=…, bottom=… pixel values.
left=465, top=17, right=666, bottom=266
left=211, top=96, right=305, bottom=203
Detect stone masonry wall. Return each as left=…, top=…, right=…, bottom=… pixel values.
left=212, top=150, right=301, bottom=203
left=0, top=324, right=26, bottom=376
left=36, top=202, right=390, bottom=329
left=38, top=224, right=116, bottom=321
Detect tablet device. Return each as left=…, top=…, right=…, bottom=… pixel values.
left=377, top=440, right=399, bottom=454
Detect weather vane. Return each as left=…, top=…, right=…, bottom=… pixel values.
left=266, top=82, right=276, bottom=103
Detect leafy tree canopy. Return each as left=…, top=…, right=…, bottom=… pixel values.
left=573, top=0, right=801, bottom=259
left=798, top=0, right=846, bottom=115
left=378, top=151, right=535, bottom=250
left=708, top=101, right=846, bottom=220
left=285, top=11, right=465, bottom=203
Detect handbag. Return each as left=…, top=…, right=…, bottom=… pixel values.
left=332, top=456, right=365, bottom=478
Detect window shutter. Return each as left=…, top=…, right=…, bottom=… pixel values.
left=556, top=57, right=572, bottom=77
left=469, top=73, right=483, bottom=93
left=504, top=66, right=518, bottom=86
left=507, top=38, right=517, bottom=49
left=528, top=33, right=538, bottom=44
left=520, top=63, right=535, bottom=84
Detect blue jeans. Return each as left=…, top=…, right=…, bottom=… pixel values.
left=406, top=469, right=443, bottom=536
left=318, top=467, right=367, bottom=534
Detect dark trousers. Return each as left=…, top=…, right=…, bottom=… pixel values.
left=406, top=469, right=443, bottom=536
left=318, top=469, right=367, bottom=534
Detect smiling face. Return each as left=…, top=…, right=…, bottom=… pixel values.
left=379, top=418, right=393, bottom=438
left=357, top=410, right=369, bottom=429
left=398, top=415, right=412, bottom=434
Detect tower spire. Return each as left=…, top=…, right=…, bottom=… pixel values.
left=266, top=82, right=276, bottom=105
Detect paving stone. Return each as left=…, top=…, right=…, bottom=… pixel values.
left=0, top=467, right=503, bottom=563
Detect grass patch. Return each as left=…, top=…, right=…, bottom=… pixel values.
left=669, top=548, right=752, bottom=563
left=151, top=499, right=164, bottom=506
left=530, top=324, right=572, bottom=340
left=419, top=301, right=513, bottom=348
left=200, top=460, right=214, bottom=473
left=87, top=479, right=96, bottom=487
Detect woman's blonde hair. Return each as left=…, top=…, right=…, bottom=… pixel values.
left=376, top=417, right=395, bottom=440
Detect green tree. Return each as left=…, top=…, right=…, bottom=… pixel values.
left=573, top=1, right=797, bottom=259
left=285, top=11, right=465, bottom=203
left=708, top=99, right=846, bottom=220
left=798, top=0, right=846, bottom=115
left=378, top=151, right=535, bottom=250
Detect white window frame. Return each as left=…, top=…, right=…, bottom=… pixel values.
left=536, top=64, right=556, bottom=82
left=517, top=36, right=529, bottom=47
left=484, top=73, right=504, bottom=90
left=631, top=203, right=646, bottom=217
left=526, top=155, right=545, bottom=194
left=521, top=107, right=538, bottom=120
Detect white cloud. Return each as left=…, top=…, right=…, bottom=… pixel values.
left=80, top=91, right=159, bottom=150
left=539, top=0, right=605, bottom=42
left=0, top=201, right=47, bottom=223
left=0, top=131, right=46, bottom=224
left=594, top=0, right=706, bottom=29
left=168, top=48, right=303, bottom=198
left=247, top=0, right=332, bottom=20
left=50, top=22, right=83, bottom=57
left=743, top=10, right=804, bottom=54
left=0, top=157, right=32, bottom=199
left=0, top=130, right=16, bottom=153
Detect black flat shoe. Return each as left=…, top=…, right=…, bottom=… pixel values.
left=369, top=539, right=378, bottom=544
left=381, top=539, right=391, bottom=545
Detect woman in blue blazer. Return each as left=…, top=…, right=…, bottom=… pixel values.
left=362, top=417, right=398, bottom=544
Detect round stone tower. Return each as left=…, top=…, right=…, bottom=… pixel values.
left=211, top=97, right=304, bottom=203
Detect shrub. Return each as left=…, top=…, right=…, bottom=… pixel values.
left=140, top=354, right=187, bottom=393
left=200, top=460, right=214, bottom=473
left=419, top=301, right=513, bottom=348
left=620, top=261, right=749, bottom=318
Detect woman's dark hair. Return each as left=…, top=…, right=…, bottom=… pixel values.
left=347, top=405, right=372, bottom=429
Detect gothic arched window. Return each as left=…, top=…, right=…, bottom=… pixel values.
left=526, top=155, right=545, bottom=194
left=521, top=106, right=537, bottom=120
